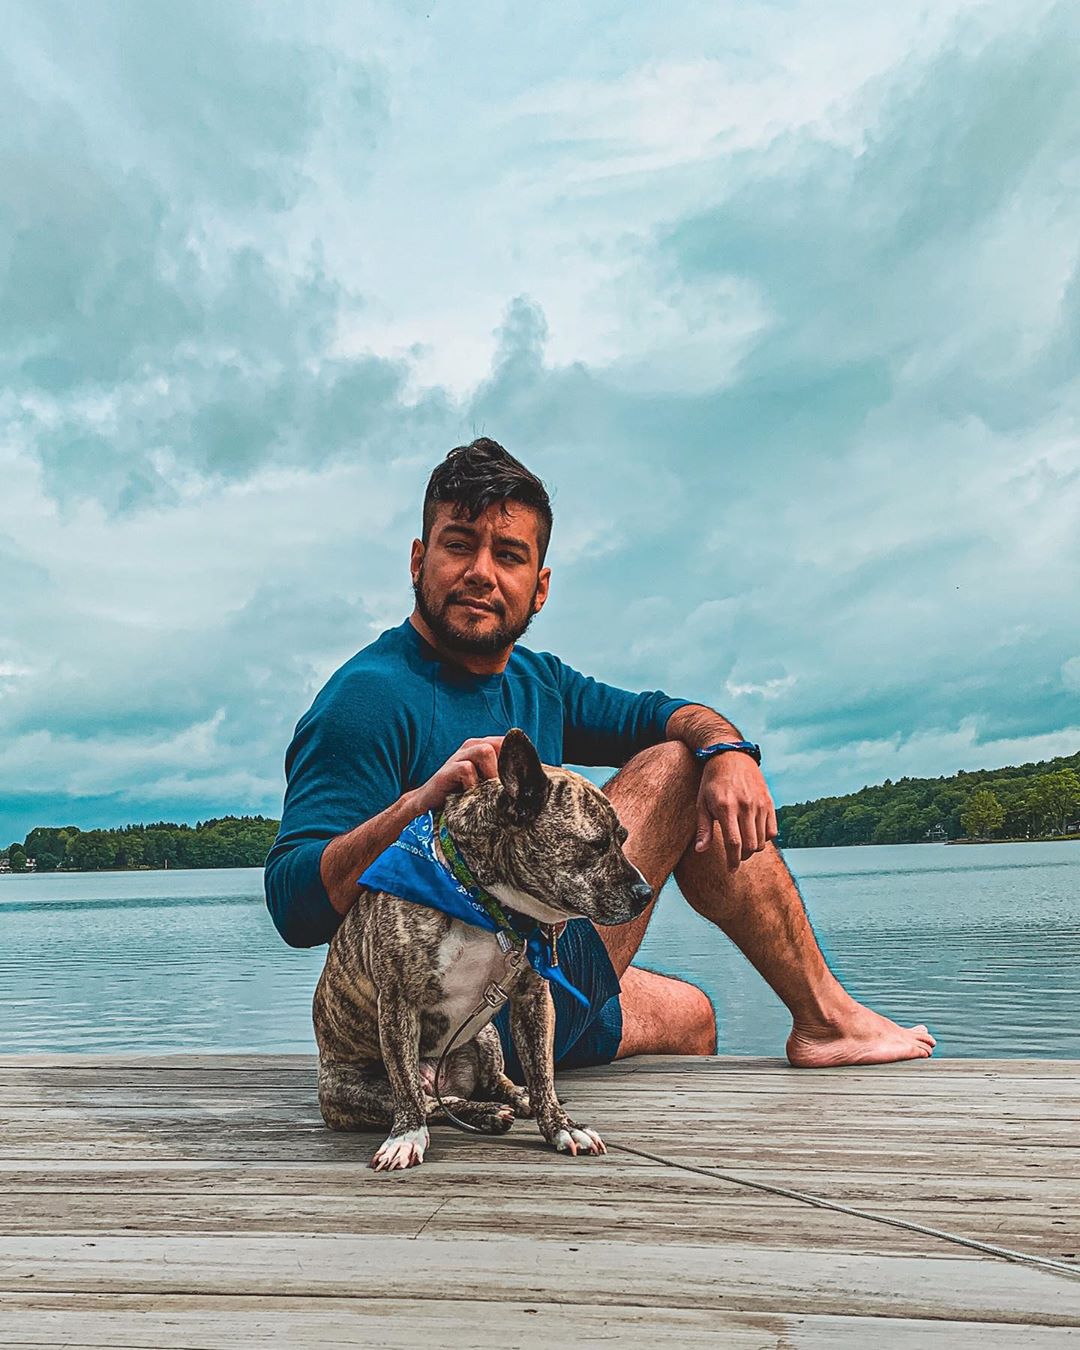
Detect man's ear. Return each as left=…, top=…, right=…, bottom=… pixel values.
left=498, top=728, right=552, bottom=825
left=533, top=565, right=551, bottom=615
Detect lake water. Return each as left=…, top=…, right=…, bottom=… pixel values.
left=1, top=842, right=1077, bottom=1059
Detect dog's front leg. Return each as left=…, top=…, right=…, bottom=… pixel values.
left=510, top=974, right=606, bottom=1158
left=371, top=995, right=430, bottom=1171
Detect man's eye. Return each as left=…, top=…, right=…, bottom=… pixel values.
left=498, top=552, right=524, bottom=563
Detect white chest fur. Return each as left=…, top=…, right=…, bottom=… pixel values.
left=427, top=919, right=523, bottom=1055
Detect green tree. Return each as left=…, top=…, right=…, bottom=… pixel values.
left=25, top=826, right=80, bottom=872
left=115, top=833, right=146, bottom=868
left=872, top=800, right=934, bottom=844
left=840, top=804, right=876, bottom=845
left=1026, top=770, right=1080, bottom=836
left=8, top=845, right=28, bottom=873
left=961, top=788, right=1005, bottom=840
left=66, top=830, right=118, bottom=871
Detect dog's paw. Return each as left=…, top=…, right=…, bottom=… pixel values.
left=474, top=1105, right=516, bottom=1134
left=446, top=1100, right=516, bottom=1134
left=507, top=1088, right=533, bottom=1118
left=552, top=1125, right=606, bottom=1157
left=371, top=1125, right=429, bottom=1171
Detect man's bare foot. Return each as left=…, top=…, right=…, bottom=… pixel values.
left=786, top=999, right=936, bottom=1068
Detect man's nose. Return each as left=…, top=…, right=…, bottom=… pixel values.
left=463, top=548, right=497, bottom=587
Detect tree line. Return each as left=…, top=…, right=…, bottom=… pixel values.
left=5, top=749, right=1079, bottom=867
left=1, top=816, right=280, bottom=872
left=777, top=752, right=1080, bottom=848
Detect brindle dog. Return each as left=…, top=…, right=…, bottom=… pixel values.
left=313, top=728, right=653, bottom=1170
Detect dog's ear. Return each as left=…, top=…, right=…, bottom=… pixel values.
left=498, top=728, right=552, bottom=825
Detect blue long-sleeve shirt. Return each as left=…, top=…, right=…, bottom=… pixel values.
left=264, top=617, right=690, bottom=947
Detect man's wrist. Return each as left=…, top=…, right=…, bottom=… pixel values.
left=694, top=740, right=762, bottom=767
left=400, top=787, right=424, bottom=819
left=665, top=703, right=744, bottom=755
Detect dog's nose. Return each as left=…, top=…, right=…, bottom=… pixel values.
left=632, top=879, right=653, bottom=903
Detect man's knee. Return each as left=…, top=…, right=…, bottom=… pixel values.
left=602, top=742, right=700, bottom=870
left=606, top=739, right=698, bottom=799
left=616, top=966, right=716, bottom=1058
left=683, top=981, right=718, bottom=1055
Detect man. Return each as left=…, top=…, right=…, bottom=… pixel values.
left=266, top=438, right=935, bottom=1071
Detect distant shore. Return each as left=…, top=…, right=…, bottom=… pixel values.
left=6, top=831, right=1080, bottom=864
left=945, top=834, right=1080, bottom=846
left=0, top=862, right=264, bottom=876
left=783, top=834, right=1080, bottom=850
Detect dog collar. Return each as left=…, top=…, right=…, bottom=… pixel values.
left=437, top=813, right=541, bottom=952
left=437, top=814, right=513, bottom=927
left=357, top=812, right=583, bottom=1001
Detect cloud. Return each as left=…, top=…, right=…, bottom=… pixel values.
left=2, top=1, right=1079, bottom=842
left=0, top=1, right=427, bottom=517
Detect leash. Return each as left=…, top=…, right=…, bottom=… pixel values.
left=604, top=1140, right=1080, bottom=1281
left=429, top=1048, right=1080, bottom=1279
left=427, top=827, right=1077, bottom=1280
left=432, top=1000, right=1080, bottom=1280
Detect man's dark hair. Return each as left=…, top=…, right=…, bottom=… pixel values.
left=422, top=437, right=553, bottom=565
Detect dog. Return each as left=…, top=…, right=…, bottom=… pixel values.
left=313, top=728, right=653, bottom=1170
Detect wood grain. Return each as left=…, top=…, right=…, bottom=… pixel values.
left=0, top=1054, right=1077, bottom=1346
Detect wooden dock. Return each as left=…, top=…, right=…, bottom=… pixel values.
left=0, top=1054, right=1077, bottom=1347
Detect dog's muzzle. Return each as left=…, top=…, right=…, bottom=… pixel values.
left=628, top=878, right=653, bottom=916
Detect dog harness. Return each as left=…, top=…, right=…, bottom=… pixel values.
left=357, top=811, right=589, bottom=1007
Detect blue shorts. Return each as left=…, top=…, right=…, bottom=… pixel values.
left=491, top=919, right=623, bottom=1079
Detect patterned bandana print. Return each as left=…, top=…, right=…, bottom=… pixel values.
left=357, top=811, right=589, bottom=1006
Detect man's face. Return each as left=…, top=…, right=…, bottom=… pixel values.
left=410, top=500, right=551, bottom=656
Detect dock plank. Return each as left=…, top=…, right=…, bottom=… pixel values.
left=1, top=1294, right=1077, bottom=1349
left=0, top=1054, right=1077, bottom=1346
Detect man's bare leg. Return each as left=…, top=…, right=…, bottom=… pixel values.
left=615, top=967, right=716, bottom=1058
left=600, top=742, right=935, bottom=1066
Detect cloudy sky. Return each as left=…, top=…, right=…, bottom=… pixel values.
left=2, top=0, right=1078, bottom=846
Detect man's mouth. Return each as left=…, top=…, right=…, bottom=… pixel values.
left=454, top=599, right=497, bottom=615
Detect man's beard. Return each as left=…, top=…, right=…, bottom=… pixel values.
left=412, top=563, right=540, bottom=656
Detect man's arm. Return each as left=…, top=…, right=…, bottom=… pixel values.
left=664, top=702, right=744, bottom=752
left=319, top=736, right=505, bottom=916
left=549, top=652, right=776, bottom=866
left=319, top=789, right=426, bottom=917
left=665, top=703, right=779, bottom=868
left=554, top=657, right=691, bottom=767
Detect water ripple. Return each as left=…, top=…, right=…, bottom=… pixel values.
left=3, top=846, right=1080, bottom=1058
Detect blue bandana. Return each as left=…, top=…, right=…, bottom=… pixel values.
left=357, top=811, right=589, bottom=1007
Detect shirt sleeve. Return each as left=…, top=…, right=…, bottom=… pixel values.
left=555, top=658, right=692, bottom=768
left=263, top=672, right=409, bottom=948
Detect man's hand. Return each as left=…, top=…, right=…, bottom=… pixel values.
left=695, top=753, right=778, bottom=868
left=412, top=735, right=505, bottom=816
